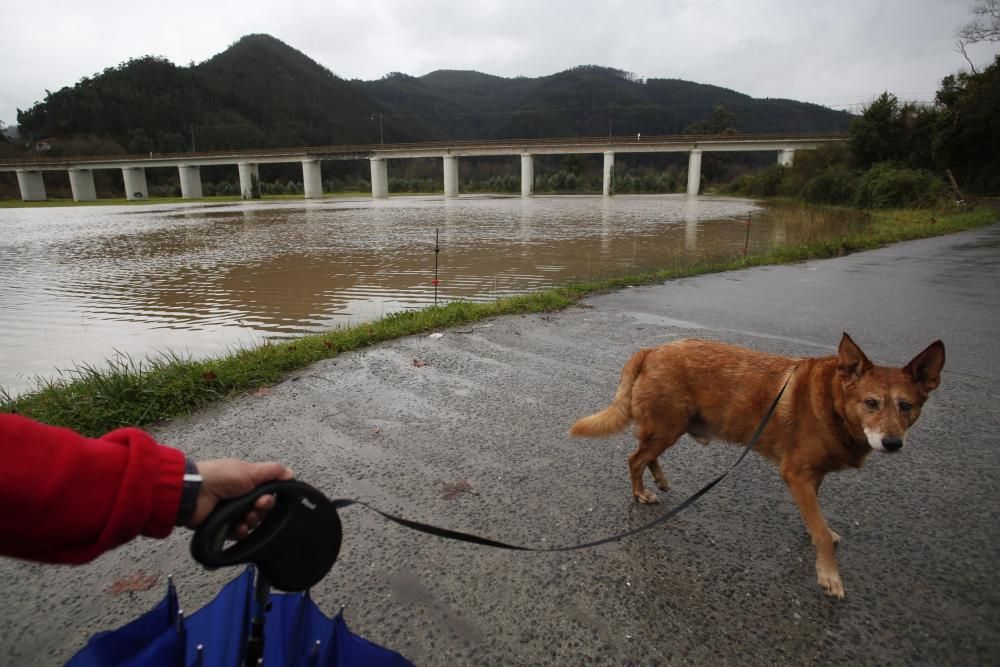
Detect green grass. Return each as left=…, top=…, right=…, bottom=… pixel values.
left=2, top=205, right=995, bottom=436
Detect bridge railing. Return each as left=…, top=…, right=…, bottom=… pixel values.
left=0, top=132, right=848, bottom=168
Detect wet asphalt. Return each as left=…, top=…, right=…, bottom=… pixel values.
left=2, top=222, right=999, bottom=666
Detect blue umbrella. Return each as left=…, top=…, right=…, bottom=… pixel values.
left=65, top=577, right=183, bottom=667
left=67, top=566, right=412, bottom=667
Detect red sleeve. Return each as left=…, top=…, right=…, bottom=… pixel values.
left=0, top=414, right=185, bottom=564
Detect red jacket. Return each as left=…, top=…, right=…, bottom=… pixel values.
left=0, top=414, right=185, bottom=564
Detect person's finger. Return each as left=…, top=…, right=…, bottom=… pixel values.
left=253, top=494, right=276, bottom=513
left=246, top=462, right=294, bottom=487
left=187, top=460, right=294, bottom=529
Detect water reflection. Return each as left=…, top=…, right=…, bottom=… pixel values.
left=684, top=196, right=700, bottom=250
left=0, top=195, right=868, bottom=394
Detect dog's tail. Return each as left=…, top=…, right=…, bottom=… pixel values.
left=569, top=349, right=648, bottom=437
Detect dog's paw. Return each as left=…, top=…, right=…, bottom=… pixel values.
left=634, top=490, right=660, bottom=504
left=654, top=478, right=670, bottom=491
left=817, top=568, right=845, bottom=599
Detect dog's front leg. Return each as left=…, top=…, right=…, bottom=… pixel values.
left=781, top=466, right=844, bottom=599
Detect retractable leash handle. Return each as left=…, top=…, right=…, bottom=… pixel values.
left=191, top=480, right=342, bottom=592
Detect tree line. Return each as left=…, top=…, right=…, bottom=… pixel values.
left=7, top=34, right=849, bottom=157
left=725, top=52, right=1000, bottom=203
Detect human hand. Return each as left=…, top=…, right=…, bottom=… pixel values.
left=187, top=459, right=294, bottom=536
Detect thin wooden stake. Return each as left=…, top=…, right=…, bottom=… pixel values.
left=743, top=212, right=752, bottom=257
left=433, top=228, right=440, bottom=305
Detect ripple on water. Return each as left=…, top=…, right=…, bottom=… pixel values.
left=0, top=195, right=867, bottom=394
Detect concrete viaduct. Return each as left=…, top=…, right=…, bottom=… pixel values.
left=0, top=133, right=846, bottom=202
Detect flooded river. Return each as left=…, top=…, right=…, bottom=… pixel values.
left=0, top=194, right=867, bottom=395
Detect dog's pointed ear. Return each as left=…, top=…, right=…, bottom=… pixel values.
left=904, top=340, right=945, bottom=393
left=837, top=332, right=872, bottom=380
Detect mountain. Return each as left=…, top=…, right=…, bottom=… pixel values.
left=14, top=35, right=852, bottom=156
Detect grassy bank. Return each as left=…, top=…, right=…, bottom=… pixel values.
left=2, top=206, right=996, bottom=436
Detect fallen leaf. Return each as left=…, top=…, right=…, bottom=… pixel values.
left=252, top=386, right=273, bottom=397
left=412, top=358, right=430, bottom=368
left=108, top=571, right=159, bottom=595
left=202, top=371, right=217, bottom=382
left=440, top=479, right=477, bottom=500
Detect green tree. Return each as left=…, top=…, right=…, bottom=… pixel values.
left=932, top=54, right=1000, bottom=193
left=848, top=93, right=908, bottom=167
left=684, top=104, right=738, bottom=135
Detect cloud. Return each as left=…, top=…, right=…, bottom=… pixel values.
left=1, top=0, right=995, bottom=126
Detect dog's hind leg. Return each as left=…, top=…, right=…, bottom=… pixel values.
left=647, top=459, right=670, bottom=491
left=629, top=422, right=685, bottom=504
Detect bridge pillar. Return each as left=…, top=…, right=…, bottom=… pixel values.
left=443, top=156, right=459, bottom=198
left=686, top=150, right=702, bottom=195
left=777, top=148, right=796, bottom=167
left=302, top=160, right=323, bottom=199
left=15, top=170, right=47, bottom=201
left=602, top=151, right=615, bottom=196
left=122, top=167, right=149, bottom=200
left=178, top=165, right=203, bottom=199
left=520, top=154, right=534, bottom=197
left=370, top=157, right=388, bottom=198
left=68, top=168, right=97, bottom=201
left=238, top=163, right=261, bottom=199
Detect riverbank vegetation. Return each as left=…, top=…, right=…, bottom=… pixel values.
left=726, top=53, right=1000, bottom=204
left=3, top=205, right=995, bottom=436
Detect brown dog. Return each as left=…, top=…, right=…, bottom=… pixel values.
left=570, top=334, right=945, bottom=599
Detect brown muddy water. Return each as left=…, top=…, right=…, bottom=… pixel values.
left=0, top=194, right=867, bottom=395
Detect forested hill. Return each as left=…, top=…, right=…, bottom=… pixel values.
left=14, top=34, right=851, bottom=156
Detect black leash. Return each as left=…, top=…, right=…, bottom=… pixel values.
left=332, top=370, right=793, bottom=553
left=193, top=371, right=793, bottom=590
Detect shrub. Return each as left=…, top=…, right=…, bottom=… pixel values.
left=727, top=165, right=788, bottom=197
left=801, top=165, right=860, bottom=205
left=852, top=163, right=947, bottom=209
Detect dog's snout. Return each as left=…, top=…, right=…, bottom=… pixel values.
left=882, top=437, right=903, bottom=452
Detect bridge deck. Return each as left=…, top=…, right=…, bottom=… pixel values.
left=0, top=132, right=847, bottom=171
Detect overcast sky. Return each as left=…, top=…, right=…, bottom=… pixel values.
left=2, top=0, right=996, bottom=127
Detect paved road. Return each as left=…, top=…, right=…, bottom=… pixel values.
left=3, top=224, right=999, bottom=666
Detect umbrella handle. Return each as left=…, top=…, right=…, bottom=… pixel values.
left=191, top=480, right=342, bottom=592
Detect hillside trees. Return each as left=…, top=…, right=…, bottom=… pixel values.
left=12, top=34, right=851, bottom=157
